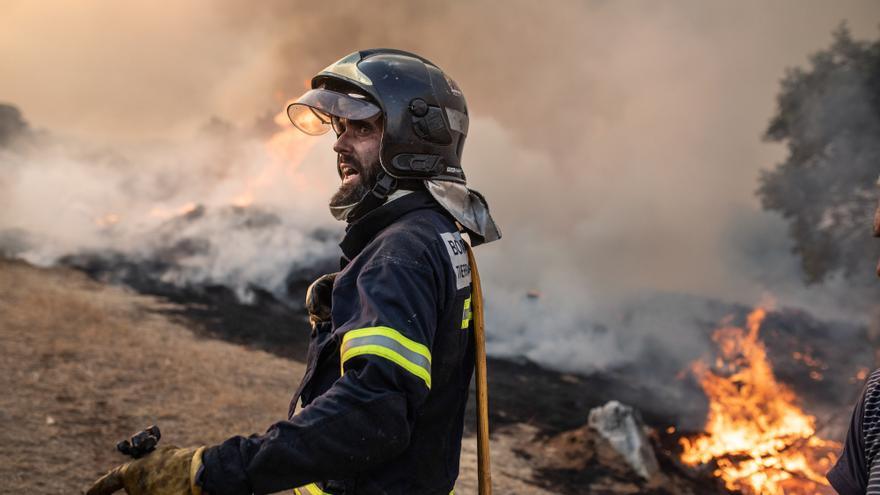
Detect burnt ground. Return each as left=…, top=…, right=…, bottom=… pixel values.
left=0, top=259, right=565, bottom=495
left=61, top=250, right=701, bottom=435
left=63, top=251, right=873, bottom=436
left=5, top=253, right=872, bottom=494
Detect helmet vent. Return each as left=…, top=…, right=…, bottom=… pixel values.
left=412, top=107, right=452, bottom=145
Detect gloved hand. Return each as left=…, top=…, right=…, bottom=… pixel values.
left=85, top=445, right=206, bottom=495
left=305, top=272, right=337, bottom=327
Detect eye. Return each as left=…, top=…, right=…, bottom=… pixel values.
left=355, top=122, right=373, bottom=136
left=331, top=116, right=346, bottom=136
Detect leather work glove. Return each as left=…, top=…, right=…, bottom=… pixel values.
left=305, top=272, right=337, bottom=328
left=85, top=445, right=206, bottom=495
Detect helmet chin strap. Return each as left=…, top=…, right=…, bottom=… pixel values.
left=329, top=171, right=397, bottom=223
left=328, top=202, right=358, bottom=222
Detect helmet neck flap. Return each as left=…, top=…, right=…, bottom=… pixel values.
left=328, top=171, right=397, bottom=222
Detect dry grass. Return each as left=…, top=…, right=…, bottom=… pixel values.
left=0, top=259, right=557, bottom=494
left=0, top=260, right=303, bottom=494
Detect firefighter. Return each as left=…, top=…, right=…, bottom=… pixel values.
left=85, top=49, right=501, bottom=495
left=825, top=185, right=880, bottom=494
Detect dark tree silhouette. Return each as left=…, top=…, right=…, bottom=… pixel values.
left=759, top=24, right=880, bottom=288
left=0, top=103, right=30, bottom=148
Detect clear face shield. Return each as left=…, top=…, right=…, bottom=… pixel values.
left=286, top=88, right=381, bottom=135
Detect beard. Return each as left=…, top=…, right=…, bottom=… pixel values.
left=329, top=154, right=379, bottom=208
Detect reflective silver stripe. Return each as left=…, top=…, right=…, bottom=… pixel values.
left=461, top=296, right=472, bottom=329
left=342, top=334, right=431, bottom=373
left=340, top=327, right=432, bottom=388
left=445, top=107, right=468, bottom=134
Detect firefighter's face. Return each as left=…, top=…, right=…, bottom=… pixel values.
left=329, top=114, right=383, bottom=208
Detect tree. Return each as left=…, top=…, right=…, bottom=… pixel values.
left=0, top=104, right=30, bottom=148
left=759, top=24, right=880, bottom=289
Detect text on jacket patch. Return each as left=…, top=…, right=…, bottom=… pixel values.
left=440, top=231, right=472, bottom=290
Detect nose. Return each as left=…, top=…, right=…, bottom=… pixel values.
left=333, top=128, right=352, bottom=155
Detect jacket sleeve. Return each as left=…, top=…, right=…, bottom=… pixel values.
left=827, top=373, right=871, bottom=495
left=200, top=245, right=441, bottom=495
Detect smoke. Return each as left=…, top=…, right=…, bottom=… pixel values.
left=2, top=1, right=879, bottom=374
left=0, top=109, right=342, bottom=301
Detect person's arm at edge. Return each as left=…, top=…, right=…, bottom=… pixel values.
left=827, top=377, right=870, bottom=495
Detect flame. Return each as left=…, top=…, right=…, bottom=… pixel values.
left=680, top=307, right=839, bottom=495
left=95, top=213, right=120, bottom=227
left=94, top=109, right=323, bottom=230
left=149, top=202, right=198, bottom=220
left=231, top=193, right=254, bottom=208
left=225, top=111, right=320, bottom=209
left=792, top=348, right=827, bottom=382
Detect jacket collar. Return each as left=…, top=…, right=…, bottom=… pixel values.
left=339, top=189, right=440, bottom=264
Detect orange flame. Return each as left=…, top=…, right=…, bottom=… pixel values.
left=227, top=111, right=320, bottom=208
left=95, top=110, right=323, bottom=228
left=94, top=213, right=120, bottom=227
left=149, top=202, right=198, bottom=220
left=679, top=307, right=839, bottom=494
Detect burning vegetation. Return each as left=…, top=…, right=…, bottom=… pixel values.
left=679, top=307, right=840, bottom=494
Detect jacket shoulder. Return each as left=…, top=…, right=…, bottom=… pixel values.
left=368, top=208, right=455, bottom=254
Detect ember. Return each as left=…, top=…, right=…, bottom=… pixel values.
left=679, top=307, right=839, bottom=494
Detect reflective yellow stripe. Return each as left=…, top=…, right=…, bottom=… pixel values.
left=294, top=483, right=326, bottom=495
left=461, top=296, right=472, bottom=329
left=341, top=326, right=432, bottom=389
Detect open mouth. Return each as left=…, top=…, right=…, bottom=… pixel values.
left=340, top=163, right=360, bottom=185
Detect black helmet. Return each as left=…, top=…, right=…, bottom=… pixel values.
left=287, top=49, right=469, bottom=185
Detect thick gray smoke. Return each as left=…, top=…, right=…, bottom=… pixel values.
left=2, top=1, right=879, bottom=375
left=0, top=110, right=342, bottom=301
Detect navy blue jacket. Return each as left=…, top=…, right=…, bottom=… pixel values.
left=201, top=190, right=476, bottom=494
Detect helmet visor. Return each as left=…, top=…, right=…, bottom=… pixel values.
left=286, top=88, right=381, bottom=136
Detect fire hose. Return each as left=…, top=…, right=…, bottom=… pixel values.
left=466, top=244, right=492, bottom=495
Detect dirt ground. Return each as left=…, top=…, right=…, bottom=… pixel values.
left=0, top=259, right=558, bottom=494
